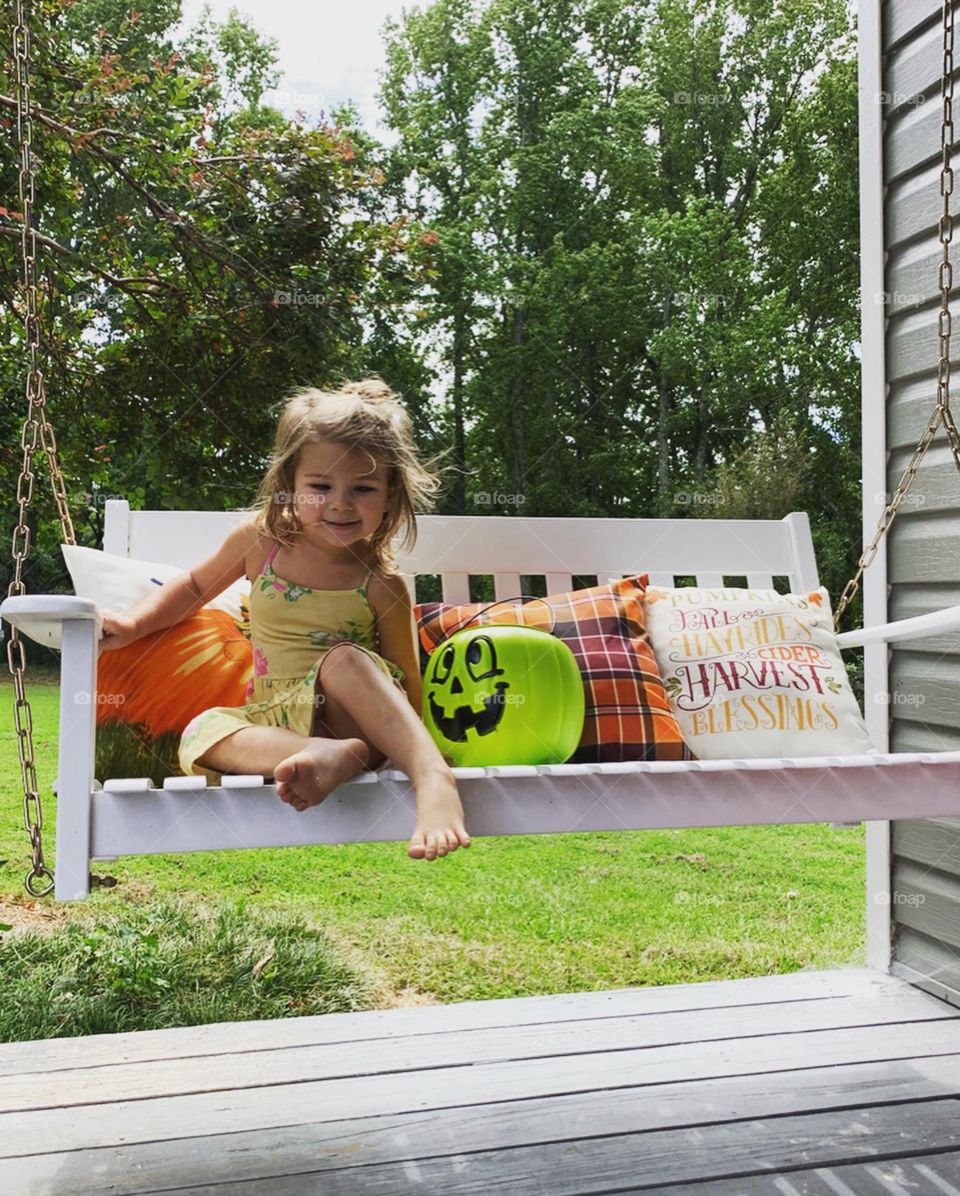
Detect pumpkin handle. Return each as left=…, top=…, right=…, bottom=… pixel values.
left=435, top=596, right=557, bottom=645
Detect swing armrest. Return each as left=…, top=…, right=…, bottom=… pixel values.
left=837, top=604, right=960, bottom=649
left=0, top=595, right=100, bottom=651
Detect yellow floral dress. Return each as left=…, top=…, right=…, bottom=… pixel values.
left=178, top=542, right=406, bottom=783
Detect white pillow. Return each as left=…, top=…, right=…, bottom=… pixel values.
left=644, top=585, right=876, bottom=759
left=61, top=544, right=249, bottom=622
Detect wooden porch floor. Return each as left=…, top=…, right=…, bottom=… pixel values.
left=1, top=966, right=960, bottom=1194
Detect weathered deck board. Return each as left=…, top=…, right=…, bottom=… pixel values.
left=23, top=1100, right=960, bottom=1195
left=7, top=1018, right=960, bottom=1158
left=0, top=964, right=884, bottom=1078
left=3, top=988, right=949, bottom=1115
left=1, top=967, right=958, bottom=1195
left=646, top=1152, right=960, bottom=1195
left=8, top=1055, right=960, bottom=1194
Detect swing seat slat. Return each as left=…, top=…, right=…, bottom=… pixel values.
left=4, top=504, right=960, bottom=901
left=59, top=751, right=960, bottom=868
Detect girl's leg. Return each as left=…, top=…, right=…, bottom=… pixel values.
left=312, top=704, right=388, bottom=771
left=195, top=725, right=371, bottom=808
left=274, top=644, right=470, bottom=861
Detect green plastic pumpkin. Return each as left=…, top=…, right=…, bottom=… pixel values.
left=422, top=624, right=585, bottom=767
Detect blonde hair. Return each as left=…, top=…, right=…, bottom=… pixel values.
left=243, top=376, right=448, bottom=574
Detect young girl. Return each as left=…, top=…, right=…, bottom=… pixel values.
left=99, top=378, right=470, bottom=862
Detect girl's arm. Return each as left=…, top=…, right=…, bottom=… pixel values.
left=370, top=572, right=424, bottom=714
left=100, top=518, right=256, bottom=649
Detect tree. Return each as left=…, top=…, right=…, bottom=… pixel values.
left=1, top=0, right=425, bottom=604
left=380, top=0, right=861, bottom=603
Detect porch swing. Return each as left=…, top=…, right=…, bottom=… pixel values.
left=6, top=2, right=960, bottom=903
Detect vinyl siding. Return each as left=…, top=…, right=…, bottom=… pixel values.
left=882, top=0, right=960, bottom=1006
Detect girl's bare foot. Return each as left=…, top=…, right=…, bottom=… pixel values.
left=408, top=768, right=471, bottom=861
left=274, top=736, right=370, bottom=812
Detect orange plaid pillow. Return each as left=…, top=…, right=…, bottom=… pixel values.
left=415, top=576, right=693, bottom=763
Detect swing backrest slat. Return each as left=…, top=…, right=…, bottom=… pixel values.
left=102, top=503, right=821, bottom=599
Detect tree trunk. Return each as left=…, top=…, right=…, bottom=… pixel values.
left=694, top=367, right=712, bottom=481
left=451, top=305, right=467, bottom=513
left=509, top=301, right=527, bottom=503
left=657, top=292, right=673, bottom=515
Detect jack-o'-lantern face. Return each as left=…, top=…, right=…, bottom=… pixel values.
left=426, top=633, right=506, bottom=741
left=422, top=624, right=586, bottom=768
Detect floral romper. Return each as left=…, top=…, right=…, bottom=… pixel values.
left=178, top=541, right=406, bottom=783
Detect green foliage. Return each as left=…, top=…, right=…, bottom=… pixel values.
left=196, top=4, right=282, bottom=109
left=380, top=0, right=865, bottom=580
left=1, top=0, right=422, bottom=594
left=3, top=0, right=872, bottom=614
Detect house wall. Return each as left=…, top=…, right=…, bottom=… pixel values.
left=881, top=0, right=960, bottom=1006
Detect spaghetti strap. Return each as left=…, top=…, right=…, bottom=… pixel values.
left=262, top=542, right=375, bottom=592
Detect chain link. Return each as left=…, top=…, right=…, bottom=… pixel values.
left=8, top=0, right=78, bottom=897
left=835, top=0, right=960, bottom=629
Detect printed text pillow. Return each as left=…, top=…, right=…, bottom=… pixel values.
left=416, top=577, right=693, bottom=763
left=644, top=585, right=876, bottom=759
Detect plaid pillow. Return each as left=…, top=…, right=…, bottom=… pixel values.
left=415, top=576, right=693, bottom=763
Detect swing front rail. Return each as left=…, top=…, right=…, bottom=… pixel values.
left=4, top=510, right=960, bottom=902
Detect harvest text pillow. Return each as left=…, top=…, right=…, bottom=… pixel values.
left=644, top=585, right=876, bottom=759
left=416, top=577, right=693, bottom=763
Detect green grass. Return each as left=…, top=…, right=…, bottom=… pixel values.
left=0, top=675, right=866, bottom=1040
left=0, top=895, right=375, bottom=1041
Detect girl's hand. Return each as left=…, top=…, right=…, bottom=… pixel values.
left=98, top=609, right=141, bottom=651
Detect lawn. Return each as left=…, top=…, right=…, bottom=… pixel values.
left=0, top=673, right=866, bottom=1041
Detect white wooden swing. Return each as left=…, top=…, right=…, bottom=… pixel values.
left=6, top=0, right=960, bottom=904
left=7, top=505, right=960, bottom=902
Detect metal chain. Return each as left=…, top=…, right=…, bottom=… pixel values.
left=836, top=0, right=960, bottom=628
left=7, top=0, right=78, bottom=897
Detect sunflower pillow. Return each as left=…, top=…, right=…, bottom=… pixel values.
left=643, top=585, right=877, bottom=759
left=61, top=545, right=252, bottom=781
left=94, top=609, right=253, bottom=781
